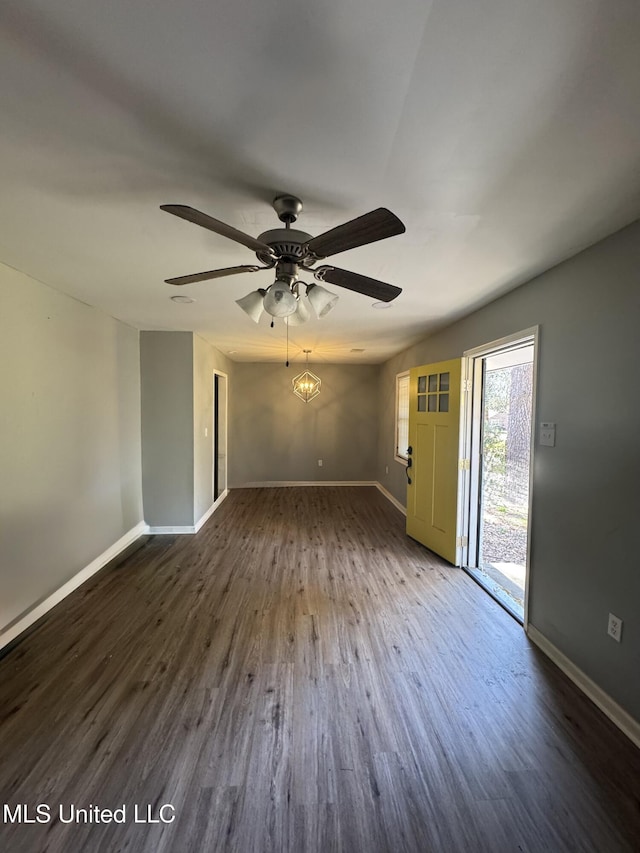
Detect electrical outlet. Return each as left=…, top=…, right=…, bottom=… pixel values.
left=385, top=465, right=389, bottom=474
left=318, top=459, right=323, bottom=467
left=540, top=422, right=556, bottom=446
left=607, top=613, right=623, bottom=643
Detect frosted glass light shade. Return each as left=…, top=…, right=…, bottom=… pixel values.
left=307, top=283, right=338, bottom=318
left=286, top=296, right=311, bottom=326
left=236, top=290, right=265, bottom=323
left=263, top=281, right=297, bottom=317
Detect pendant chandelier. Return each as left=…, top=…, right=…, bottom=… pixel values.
left=292, top=350, right=321, bottom=403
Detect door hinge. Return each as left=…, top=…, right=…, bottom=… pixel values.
left=456, top=535, right=468, bottom=547
left=458, top=458, right=470, bottom=470
left=463, top=379, right=472, bottom=393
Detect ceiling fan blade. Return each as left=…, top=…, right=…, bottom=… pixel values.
left=304, top=208, right=405, bottom=259
left=165, top=265, right=264, bottom=286
left=314, top=265, right=402, bottom=302
left=160, top=204, right=274, bottom=255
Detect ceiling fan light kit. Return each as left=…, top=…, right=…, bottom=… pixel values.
left=235, top=289, right=266, bottom=323
left=262, top=280, right=298, bottom=317
left=237, top=280, right=337, bottom=325
left=286, top=292, right=311, bottom=326
left=161, top=195, right=405, bottom=325
left=306, top=282, right=339, bottom=318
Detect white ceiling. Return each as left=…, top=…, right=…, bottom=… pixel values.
left=1, top=0, right=639, bottom=364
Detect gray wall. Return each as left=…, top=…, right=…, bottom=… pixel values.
left=229, top=362, right=379, bottom=486
left=140, top=332, right=194, bottom=527
left=377, top=220, right=640, bottom=721
left=0, top=263, right=143, bottom=634
left=141, top=331, right=233, bottom=527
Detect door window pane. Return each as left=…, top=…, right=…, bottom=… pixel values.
left=415, top=367, right=454, bottom=417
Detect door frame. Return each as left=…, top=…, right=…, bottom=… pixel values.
left=212, top=369, right=228, bottom=503
left=460, top=327, right=539, bottom=627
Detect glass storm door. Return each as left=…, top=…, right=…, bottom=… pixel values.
left=468, top=343, right=534, bottom=620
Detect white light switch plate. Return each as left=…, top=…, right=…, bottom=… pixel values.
left=540, top=422, right=556, bottom=447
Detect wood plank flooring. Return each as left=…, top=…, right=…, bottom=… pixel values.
left=1, top=486, right=639, bottom=852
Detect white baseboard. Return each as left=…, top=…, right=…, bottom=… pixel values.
left=232, top=480, right=407, bottom=517
left=237, top=480, right=378, bottom=488
left=147, top=490, right=230, bottom=535
left=195, top=489, right=229, bottom=532
left=527, top=624, right=640, bottom=749
left=0, top=521, right=148, bottom=652
left=375, top=482, right=407, bottom=515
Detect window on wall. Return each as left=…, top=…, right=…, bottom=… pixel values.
left=395, top=371, right=410, bottom=463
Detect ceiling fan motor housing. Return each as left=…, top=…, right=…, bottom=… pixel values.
left=255, top=228, right=314, bottom=265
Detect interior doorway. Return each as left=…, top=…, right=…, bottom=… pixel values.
left=463, top=330, right=537, bottom=623
left=213, top=371, right=228, bottom=501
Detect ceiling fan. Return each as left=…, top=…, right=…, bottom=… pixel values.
left=160, top=195, right=405, bottom=325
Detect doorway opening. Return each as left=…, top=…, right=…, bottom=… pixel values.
left=463, top=331, right=537, bottom=623
left=213, top=371, right=228, bottom=501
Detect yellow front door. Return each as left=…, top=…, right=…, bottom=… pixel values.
left=406, top=358, right=463, bottom=565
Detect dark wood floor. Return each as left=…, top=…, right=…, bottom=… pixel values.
left=1, top=487, right=639, bottom=852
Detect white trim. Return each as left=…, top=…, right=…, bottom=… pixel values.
left=458, top=355, right=474, bottom=569
left=461, top=326, right=539, bottom=629
left=527, top=624, right=640, bottom=749
left=233, top=480, right=407, bottom=515
left=375, top=483, right=407, bottom=515
left=523, top=329, right=540, bottom=628
left=212, top=368, right=228, bottom=501
left=0, top=521, right=148, bottom=651
left=148, top=489, right=230, bottom=535
left=238, top=480, right=378, bottom=488
left=463, top=326, right=540, bottom=359
left=194, top=488, right=229, bottom=532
